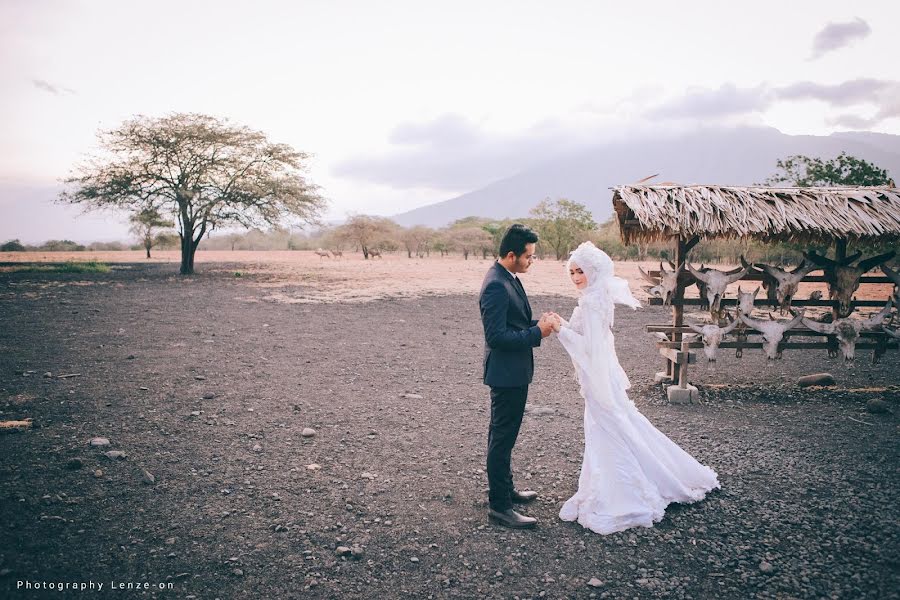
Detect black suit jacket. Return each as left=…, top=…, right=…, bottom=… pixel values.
left=479, top=261, right=542, bottom=387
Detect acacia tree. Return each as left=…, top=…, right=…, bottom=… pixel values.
left=765, top=152, right=894, bottom=187
left=61, top=113, right=325, bottom=274
left=335, top=215, right=398, bottom=259
left=530, top=198, right=597, bottom=260
left=129, top=208, right=174, bottom=258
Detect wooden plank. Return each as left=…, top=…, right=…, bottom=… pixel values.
left=655, top=341, right=898, bottom=350
left=646, top=272, right=892, bottom=284
left=648, top=324, right=895, bottom=337
left=658, top=347, right=696, bottom=364
left=646, top=298, right=890, bottom=307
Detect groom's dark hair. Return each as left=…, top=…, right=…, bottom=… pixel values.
left=498, top=224, right=539, bottom=258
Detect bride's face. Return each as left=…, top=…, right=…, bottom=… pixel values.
left=569, top=263, right=588, bottom=290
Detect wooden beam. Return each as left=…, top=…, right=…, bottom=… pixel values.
left=658, top=347, right=696, bottom=364
left=646, top=298, right=890, bottom=307
left=646, top=272, right=892, bottom=284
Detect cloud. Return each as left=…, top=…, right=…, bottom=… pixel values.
left=32, top=78, right=74, bottom=95
left=332, top=113, right=597, bottom=192
left=776, top=78, right=900, bottom=127
left=810, top=18, right=871, bottom=60
left=645, top=84, right=772, bottom=120
left=775, top=78, right=893, bottom=106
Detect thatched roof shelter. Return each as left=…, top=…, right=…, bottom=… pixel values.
left=613, top=185, right=900, bottom=245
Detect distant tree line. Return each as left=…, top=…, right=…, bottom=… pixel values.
left=7, top=149, right=893, bottom=265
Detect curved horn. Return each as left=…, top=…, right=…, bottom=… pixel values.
left=725, top=262, right=751, bottom=284
left=723, top=315, right=740, bottom=334
left=638, top=266, right=659, bottom=285
left=804, top=250, right=835, bottom=268
left=864, top=297, right=894, bottom=329
left=688, top=323, right=706, bottom=335
left=857, top=251, right=897, bottom=274
left=752, top=286, right=760, bottom=299
left=841, top=250, right=863, bottom=265
left=882, top=263, right=900, bottom=286
left=685, top=261, right=709, bottom=283
left=658, top=261, right=669, bottom=275
left=884, top=327, right=900, bottom=340
left=802, top=317, right=833, bottom=335
left=740, top=314, right=764, bottom=330
left=786, top=309, right=806, bottom=330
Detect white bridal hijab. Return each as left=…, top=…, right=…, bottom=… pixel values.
left=561, top=242, right=642, bottom=413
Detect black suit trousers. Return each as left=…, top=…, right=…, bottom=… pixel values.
left=487, top=385, right=528, bottom=511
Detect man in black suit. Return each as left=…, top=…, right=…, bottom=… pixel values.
left=479, top=224, right=556, bottom=529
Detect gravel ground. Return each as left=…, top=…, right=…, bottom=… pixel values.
left=0, top=262, right=898, bottom=599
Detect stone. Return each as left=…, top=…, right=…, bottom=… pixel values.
left=401, top=393, right=423, bottom=399
left=410, top=556, right=419, bottom=563
left=89, top=437, right=110, bottom=447
left=527, top=406, right=555, bottom=416
left=301, top=428, right=316, bottom=438
left=190, top=411, right=201, bottom=417
left=336, top=546, right=351, bottom=557
left=104, top=451, right=127, bottom=460
left=306, top=464, right=322, bottom=471
left=866, top=398, right=891, bottom=414
left=759, top=561, right=774, bottom=574
left=798, top=373, right=835, bottom=387
left=195, top=375, right=207, bottom=381
left=654, top=371, right=673, bottom=384
left=202, top=393, right=216, bottom=400
left=93, top=469, right=103, bottom=478
left=667, top=384, right=699, bottom=404
left=360, top=472, right=376, bottom=480
left=253, top=444, right=262, bottom=453
left=66, top=458, right=83, bottom=470
left=587, top=578, right=604, bottom=588
left=350, top=546, right=364, bottom=559
left=141, top=469, right=155, bottom=484
left=43, top=372, right=52, bottom=378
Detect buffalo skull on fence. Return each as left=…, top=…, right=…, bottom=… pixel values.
left=803, top=250, right=896, bottom=318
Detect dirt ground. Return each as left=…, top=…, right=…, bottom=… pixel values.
left=1, top=253, right=898, bottom=599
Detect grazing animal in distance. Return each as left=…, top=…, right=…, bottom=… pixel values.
left=804, top=250, right=896, bottom=317
left=368, top=248, right=382, bottom=259
left=314, top=248, right=331, bottom=259
left=331, top=250, right=343, bottom=259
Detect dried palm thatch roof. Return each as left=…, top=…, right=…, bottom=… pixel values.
left=613, top=185, right=900, bottom=245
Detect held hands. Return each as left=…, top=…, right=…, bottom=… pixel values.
left=538, top=312, right=563, bottom=337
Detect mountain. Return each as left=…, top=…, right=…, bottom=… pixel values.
left=390, top=127, right=900, bottom=227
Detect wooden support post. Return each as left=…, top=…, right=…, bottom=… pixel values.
left=833, top=238, right=847, bottom=322
left=678, top=339, right=690, bottom=389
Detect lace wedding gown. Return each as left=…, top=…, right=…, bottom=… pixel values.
left=556, top=294, right=720, bottom=535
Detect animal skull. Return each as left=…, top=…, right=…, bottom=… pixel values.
left=688, top=312, right=740, bottom=362
left=740, top=309, right=805, bottom=360
left=804, top=250, right=896, bottom=317
left=638, top=261, right=682, bottom=306
left=754, top=260, right=818, bottom=313
left=686, top=258, right=750, bottom=317
left=737, top=285, right=760, bottom=316
left=802, top=298, right=894, bottom=362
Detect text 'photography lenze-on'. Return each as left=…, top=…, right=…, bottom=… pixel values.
left=1, top=3, right=899, bottom=599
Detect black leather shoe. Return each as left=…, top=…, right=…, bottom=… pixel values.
left=511, top=489, right=538, bottom=504
left=488, top=508, right=537, bottom=529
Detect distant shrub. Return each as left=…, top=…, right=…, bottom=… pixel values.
left=8, top=260, right=111, bottom=274
left=0, top=239, right=26, bottom=252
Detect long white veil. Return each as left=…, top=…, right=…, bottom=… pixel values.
left=558, top=242, right=641, bottom=414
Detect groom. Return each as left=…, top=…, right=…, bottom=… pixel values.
left=479, top=224, right=556, bottom=529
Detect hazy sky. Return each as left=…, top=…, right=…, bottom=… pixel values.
left=1, top=0, right=899, bottom=242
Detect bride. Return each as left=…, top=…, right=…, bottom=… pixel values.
left=551, top=241, right=719, bottom=535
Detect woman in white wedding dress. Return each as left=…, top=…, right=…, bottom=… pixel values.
left=553, top=242, right=719, bottom=535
